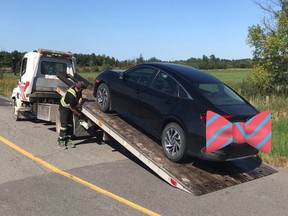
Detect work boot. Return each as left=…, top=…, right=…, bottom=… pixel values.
left=58, top=138, right=67, bottom=149
left=66, top=137, right=75, bottom=148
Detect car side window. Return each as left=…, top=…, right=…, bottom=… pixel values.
left=179, top=85, right=189, bottom=98
left=151, top=72, right=178, bottom=96
left=126, top=67, right=157, bottom=86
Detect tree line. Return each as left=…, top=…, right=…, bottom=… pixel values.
left=0, top=50, right=253, bottom=73
left=75, top=53, right=253, bottom=70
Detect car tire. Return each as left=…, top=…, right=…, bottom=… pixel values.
left=162, top=122, right=187, bottom=162
left=96, top=83, right=111, bottom=112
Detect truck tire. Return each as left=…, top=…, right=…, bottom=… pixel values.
left=96, top=83, right=111, bottom=113
left=161, top=122, right=187, bottom=162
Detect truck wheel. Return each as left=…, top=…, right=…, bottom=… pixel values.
left=162, top=122, right=187, bottom=162
left=12, top=99, right=19, bottom=121
left=56, top=110, right=61, bottom=135
left=96, top=83, right=111, bottom=112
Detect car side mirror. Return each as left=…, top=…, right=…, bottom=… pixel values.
left=119, top=72, right=125, bottom=80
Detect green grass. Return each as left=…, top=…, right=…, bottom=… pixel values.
left=259, top=119, right=288, bottom=167
left=248, top=96, right=288, bottom=166
left=0, top=72, right=18, bottom=97
left=271, top=119, right=288, bottom=157
left=78, top=72, right=100, bottom=82
left=206, top=68, right=251, bottom=83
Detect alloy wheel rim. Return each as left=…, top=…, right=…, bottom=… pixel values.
left=97, top=87, right=108, bottom=108
left=164, top=128, right=181, bottom=156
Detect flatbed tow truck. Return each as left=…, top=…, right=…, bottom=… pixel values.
left=56, top=74, right=277, bottom=196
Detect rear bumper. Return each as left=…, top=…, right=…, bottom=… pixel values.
left=200, top=143, right=259, bottom=161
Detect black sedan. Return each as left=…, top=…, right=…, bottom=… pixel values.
left=93, top=63, right=259, bottom=162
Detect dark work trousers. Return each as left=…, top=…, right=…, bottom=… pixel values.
left=59, top=105, right=73, bottom=141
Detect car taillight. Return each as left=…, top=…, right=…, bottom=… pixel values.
left=95, top=79, right=100, bottom=83
left=200, top=114, right=206, bottom=126
left=200, top=113, right=232, bottom=126
left=222, top=115, right=232, bottom=120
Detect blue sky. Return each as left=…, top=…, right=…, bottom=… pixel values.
left=0, top=0, right=265, bottom=61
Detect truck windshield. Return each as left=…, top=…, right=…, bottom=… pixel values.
left=41, top=61, right=67, bottom=75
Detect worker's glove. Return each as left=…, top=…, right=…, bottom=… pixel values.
left=76, top=104, right=82, bottom=111
left=79, top=113, right=87, bottom=121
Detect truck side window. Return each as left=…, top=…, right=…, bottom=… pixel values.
left=20, top=58, right=27, bottom=77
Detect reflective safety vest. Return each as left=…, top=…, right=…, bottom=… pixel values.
left=60, top=87, right=77, bottom=108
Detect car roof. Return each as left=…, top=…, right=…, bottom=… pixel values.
left=141, top=62, right=220, bottom=83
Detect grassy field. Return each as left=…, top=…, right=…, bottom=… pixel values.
left=80, top=68, right=252, bottom=83
left=206, top=68, right=251, bottom=83
left=0, top=73, right=18, bottom=97
left=78, top=72, right=100, bottom=83
left=248, top=95, right=288, bottom=167
left=1, top=68, right=287, bottom=167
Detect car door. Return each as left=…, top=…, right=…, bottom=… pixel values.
left=140, top=71, right=179, bottom=137
left=113, top=66, right=157, bottom=122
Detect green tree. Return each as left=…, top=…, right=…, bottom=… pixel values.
left=136, top=54, right=144, bottom=65
left=247, top=0, right=288, bottom=94
left=147, top=57, right=161, bottom=62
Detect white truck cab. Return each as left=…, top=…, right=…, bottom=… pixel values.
left=12, top=48, right=77, bottom=121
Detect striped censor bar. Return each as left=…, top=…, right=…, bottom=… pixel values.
left=206, top=110, right=272, bottom=154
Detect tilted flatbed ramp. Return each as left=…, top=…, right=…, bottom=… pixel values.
left=57, top=86, right=277, bottom=196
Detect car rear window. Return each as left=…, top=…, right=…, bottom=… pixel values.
left=194, top=83, right=246, bottom=105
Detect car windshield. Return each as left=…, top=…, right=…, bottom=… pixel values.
left=193, top=82, right=246, bottom=106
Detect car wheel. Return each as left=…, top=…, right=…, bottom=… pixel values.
left=162, top=122, right=187, bottom=162
left=96, top=83, right=111, bottom=112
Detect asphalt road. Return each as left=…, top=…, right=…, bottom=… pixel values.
left=0, top=95, right=288, bottom=216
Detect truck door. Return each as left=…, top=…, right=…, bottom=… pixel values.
left=17, top=57, right=29, bottom=100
